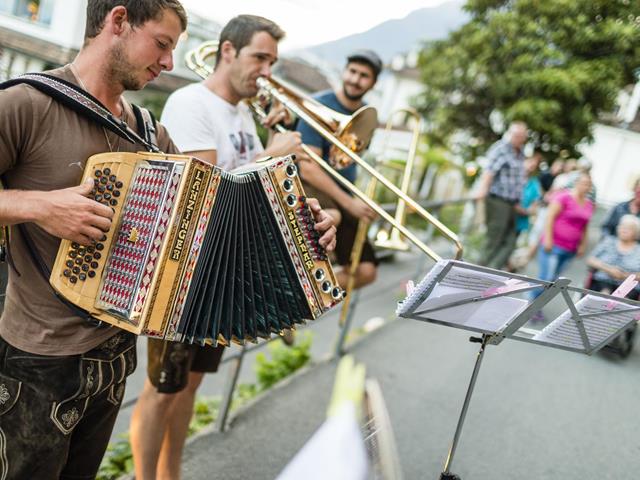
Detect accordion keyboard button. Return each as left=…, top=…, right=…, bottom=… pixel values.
left=106, top=183, right=114, bottom=191
left=110, top=199, right=118, bottom=206
left=90, top=261, right=99, bottom=269
left=93, top=252, right=101, bottom=260
left=103, top=193, right=111, bottom=200
left=94, top=169, right=102, bottom=177
left=72, top=267, right=80, bottom=275
left=65, top=260, right=73, bottom=268
left=84, top=255, right=92, bottom=263
left=63, top=269, right=71, bottom=277
left=96, top=243, right=104, bottom=251
left=88, top=270, right=96, bottom=278
left=100, top=177, right=108, bottom=185
left=115, top=181, right=123, bottom=189
left=69, top=276, right=77, bottom=284
left=286, top=164, right=297, bottom=177
left=81, top=264, right=89, bottom=272
left=109, top=175, right=117, bottom=182
left=103, top=168, right=111, bottom=175
left=78, top=273, right=87, bottom=281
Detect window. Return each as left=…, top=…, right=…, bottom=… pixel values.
left=0, top=0, right=54, bottom=25
left=0, top=0, right=16, bottom=14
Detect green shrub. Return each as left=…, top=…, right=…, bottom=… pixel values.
left=96, top=434, right=133, bottom=480
left=255, top=332, right=313, bottom=391
left=188, top=396, right=221, bottom=436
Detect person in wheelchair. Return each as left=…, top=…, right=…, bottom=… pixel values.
left=585, top=214, right=640, bottom=357
left=586, top=214, right=640, bottom=297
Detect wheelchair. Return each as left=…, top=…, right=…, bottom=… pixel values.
left=584, top=269, right=637, bottom=359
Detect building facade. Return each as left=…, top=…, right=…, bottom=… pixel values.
left=0, top=0, right=220, bottom=114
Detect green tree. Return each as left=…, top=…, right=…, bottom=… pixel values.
left=415, top=0, right=640, bottom=160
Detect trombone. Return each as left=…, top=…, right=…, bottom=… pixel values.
left=184, top=42, right=463, bottom=263
left=372, top=108, right=423, bottom=252
left=338, top=109, right=422, bottom=327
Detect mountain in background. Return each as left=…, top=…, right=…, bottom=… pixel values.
left=298, top=0, right=467, bottom=67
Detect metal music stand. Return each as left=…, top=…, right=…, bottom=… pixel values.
left=396, top=260, right=640, bottom=480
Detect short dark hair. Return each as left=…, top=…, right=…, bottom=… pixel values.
left=215, top=15, right=285, bottom=67
left=85, top=1, right=188, bottom=39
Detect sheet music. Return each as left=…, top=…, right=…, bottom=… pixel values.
left=396, top=259, right=449, bottom=314
left=438, top=268, right=507, bottom=292
left=277, top=404, right=368, bottom=480
left=397, top=260, right=535, bottom=333
left=534, top=295, right=640, bottom=350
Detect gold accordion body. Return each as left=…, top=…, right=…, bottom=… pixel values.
left=50, top=152, right=343, bottom=344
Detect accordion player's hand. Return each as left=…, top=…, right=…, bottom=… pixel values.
left=308, top=197, right=337, bottom=252
left=35, top=179, right=114, bottom=246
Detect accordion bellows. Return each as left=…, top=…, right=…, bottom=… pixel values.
left=50, top=152, right=343, bottom=345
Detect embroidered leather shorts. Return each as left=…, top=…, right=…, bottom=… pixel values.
left=0, top=330, right=136, bottom=480
left=147, top=337, right=225, bottom=394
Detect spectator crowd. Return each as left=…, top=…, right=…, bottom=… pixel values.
left=477, top=122, right=640, bottom=314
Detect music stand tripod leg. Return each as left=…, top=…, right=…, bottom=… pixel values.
left=439, top=334, right=489, bottom=480
left=334, top=289, right=361, bottom=357
left=215, top=345, right=245, bottom=433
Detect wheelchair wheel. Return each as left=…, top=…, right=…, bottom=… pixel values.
left=618, top=324, right=636, bottom=359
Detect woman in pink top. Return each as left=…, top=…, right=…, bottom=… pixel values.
left=533, top=172, right=595, bottom=298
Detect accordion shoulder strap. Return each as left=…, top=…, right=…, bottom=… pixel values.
left=0, top=73, right=160, bottom=153
left=131, top=103, right=159, bottom=150
left=0, top=178, right=18, bottom=275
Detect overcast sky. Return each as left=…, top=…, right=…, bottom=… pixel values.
left=180, top=0, right=448, bottom=51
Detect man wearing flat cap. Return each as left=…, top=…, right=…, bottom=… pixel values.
left=296, top=49, right=383, bottom=290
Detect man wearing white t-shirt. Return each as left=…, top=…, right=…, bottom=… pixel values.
left=161, top=83, right=265, bottom=169
left=130, top=15, right=336, bottom=480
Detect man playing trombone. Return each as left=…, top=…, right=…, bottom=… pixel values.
left=296, top=50, right=383, bottom=289
left=129, top=14, right=337, bottom=480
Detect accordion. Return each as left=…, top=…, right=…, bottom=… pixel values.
left=50, top=152, right=343, bottom=345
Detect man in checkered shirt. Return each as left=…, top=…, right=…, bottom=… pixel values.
left=476, top=121, right=528, bottom=269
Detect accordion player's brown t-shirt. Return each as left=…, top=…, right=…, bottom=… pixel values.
left=0, top=65, right=179, bottom=355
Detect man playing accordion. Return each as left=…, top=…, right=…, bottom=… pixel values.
left=0, top=1, right=187, bottom=478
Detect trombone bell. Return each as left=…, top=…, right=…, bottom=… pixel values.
left=330, top=106, right=378, bottom=169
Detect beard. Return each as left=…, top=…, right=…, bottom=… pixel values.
left=342, top=84, right=365, bottom=101
left=107, top=41, right=145, bottom=91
